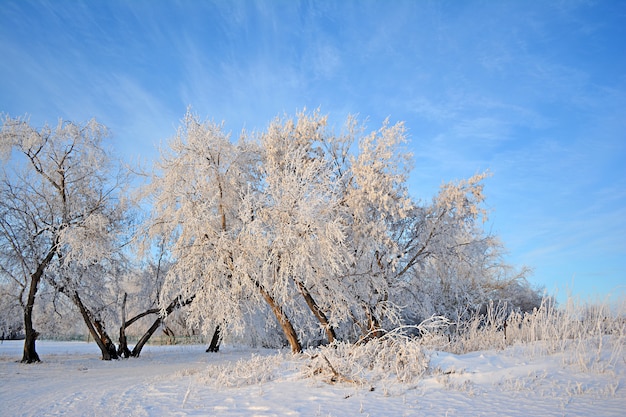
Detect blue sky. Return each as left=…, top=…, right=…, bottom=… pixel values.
left=1, top=0, right=624, bottom=304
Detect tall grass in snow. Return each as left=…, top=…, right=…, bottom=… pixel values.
left=200, top=296, right=624, bottom=388
left=446, top=296, right=625, bottom=372
left=303, top=296, right=624, bottom=386
left=200, top=352, right=289, bottom=388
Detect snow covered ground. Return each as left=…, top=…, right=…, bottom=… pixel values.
left=1, top=338, right=624, bottom=416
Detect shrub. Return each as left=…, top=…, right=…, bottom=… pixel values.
left=302, top=331, right=429, bottom=386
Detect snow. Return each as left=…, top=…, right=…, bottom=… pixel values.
left=1, top=339, right=624, bottom=416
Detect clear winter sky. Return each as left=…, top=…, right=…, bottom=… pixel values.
left=1, top=1, right=624, bottom=305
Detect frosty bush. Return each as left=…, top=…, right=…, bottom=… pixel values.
left=302, top=332, right=429, bottom=386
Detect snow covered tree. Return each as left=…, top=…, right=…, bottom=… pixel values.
left=115, top=242, right=197, bottom=358
left=143, top=110, right=268, bottom=350
left=393, top=173, right=539, bottom=324
left=0, top=278, right=23, bottom=340
left=143, top=108, right=539, bottom=353
left=231, top=111, right=414, bottom=348
left=241, top=111, right=348, bottom=348
left=334, top=118, right=414, bottom=340
left=0, top=115, right=132, bottom=361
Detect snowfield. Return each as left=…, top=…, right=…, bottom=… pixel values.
left=1, top=338, right=624, bottom=416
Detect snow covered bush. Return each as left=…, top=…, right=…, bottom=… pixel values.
left=302, top=332, right=429, bottom=386
left=0, top=280, right=23, bottom=339
left=505, top=296, right=625, bottom=372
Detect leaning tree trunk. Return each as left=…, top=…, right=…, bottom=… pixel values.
left=73, top=291, right=118, bottom=360
left=93, top=319, right=119, bottom=359
left=131, top=316, right=162, bottom=357
left=294, top=278, right=336, bottom=344
left=130, top=295, right=195, bottom=358
left=254, top=278, right=302, bottom=353
left=360, top=304, right=385, bottom=343
left=206, top=325, right=221, bottom=352
left=118, top=306, right=160, bottom=356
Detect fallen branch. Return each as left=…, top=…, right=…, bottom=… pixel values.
left=320, top=354, right=359, bottom=384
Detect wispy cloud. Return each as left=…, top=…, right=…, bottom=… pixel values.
left=1, top=0, right=624, bottom=303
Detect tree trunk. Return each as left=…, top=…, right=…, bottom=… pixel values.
left=363, top=304, right=385, bottom=341
left=131, top=316, right=161, bottom=357
left=130, top=295, right=195, bottom=358
left=22, top=282, right=40, bottom=363
left=117, top=293, right=131, bottom=358
left=94, top=319, right=119, bottom=360
left=22, top=278, right=41, bottom=363
left=73, top=291, right=118, bottom=360
left=118, top=307, right=160, bottom=357
left=294, top=279, right=336, bottom=344
left=21, top=245, right=57, bottom=363
left=206, top=325, right=221, bottom=352
left=75, top=292, right=110, bottom=359
left=254, top=279, right=302, bottom=353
